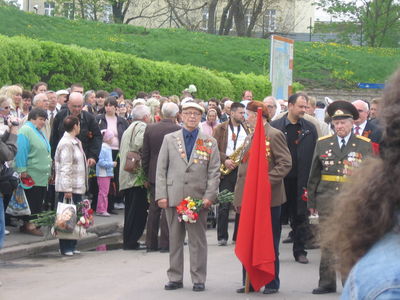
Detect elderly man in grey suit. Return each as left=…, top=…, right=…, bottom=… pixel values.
left=156, top=101, right=220, bottom=292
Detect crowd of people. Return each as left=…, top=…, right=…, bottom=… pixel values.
left=0, top=75, right=394, bottom=296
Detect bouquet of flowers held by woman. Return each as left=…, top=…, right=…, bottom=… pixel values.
left=76, top=199, right=94, bottom=229
left=176, top=197, right=204, bottom=223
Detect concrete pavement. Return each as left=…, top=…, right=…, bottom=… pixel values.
left=0, top=210, right=124, bottom=260
left=0, top=218, right=342, bottom=300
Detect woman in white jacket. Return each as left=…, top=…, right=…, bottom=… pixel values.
left=54, top=115, right=88, bottom=256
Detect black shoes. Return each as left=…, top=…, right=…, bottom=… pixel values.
left=133, top=244, right=147, bottom=250
left=236, top=286, right=254, bottom=293
left=193, top=283, right=205, bottom=292
left=295, top=254, right=309, bottom=264
left=282, top=236, right=293, bottom=243
left=263, top=288, right=278, bottom=294
left=123, top=243, right=146, bottom=251
left=164, top=281, right=204, bottom=291
left=146, top=247, right=160, bottom=253
left=164, top=281, right=183, bottom=290
left=312, top=287, right=336, bottom=294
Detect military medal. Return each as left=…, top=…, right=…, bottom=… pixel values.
left=177, top=137, right=186, bottom=158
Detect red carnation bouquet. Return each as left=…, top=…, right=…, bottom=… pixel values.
left=176, top=196, right=203, bottom=223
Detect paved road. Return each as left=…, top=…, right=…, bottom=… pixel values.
left=0, top=225, right=341, bottom=300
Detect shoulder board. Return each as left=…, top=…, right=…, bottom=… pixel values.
left=356, top=135, right=371, bottom=143
left=318, top=135, right=333, bottom=141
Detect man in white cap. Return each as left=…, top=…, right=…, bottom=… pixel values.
left=156, top=101, right=220, bottom=292
left=56, top=90, right=69, bottom=110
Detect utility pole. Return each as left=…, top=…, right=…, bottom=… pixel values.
left=307, top=17, right=313, bottom=42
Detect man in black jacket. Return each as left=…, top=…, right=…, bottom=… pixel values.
left=50, top=92, right=102, bottom=166
left=142, top=102, right=181, bottom=252
left=271, top=93, right=318, bottom=264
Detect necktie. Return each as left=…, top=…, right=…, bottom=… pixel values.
left=354, top=126, right=360, bottom=135
left=50, top=111, right=54, bottom=127
left=341, top=138, right=346, bottom=151
left=186, top=133, right=193, bottom=158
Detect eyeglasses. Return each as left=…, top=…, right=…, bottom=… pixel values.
left=183, top=111, right=201, bottom=117
left=119, top=104, right=126, bottom=108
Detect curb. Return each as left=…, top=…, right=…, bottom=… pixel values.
left=0, top=221, right=123, bottom=261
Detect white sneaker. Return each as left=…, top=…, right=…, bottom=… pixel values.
left=4, top=230, right=10, bottom=235
left=73, top=250, right=81, bottom=254
left=96, top=212, right=111, bottom=217
left=114, top=203, right=125, bottom=210
left=63, top=251, right=74, bottom=256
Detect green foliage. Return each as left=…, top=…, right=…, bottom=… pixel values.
left=316, top=0, right=400, bottom=48
left=218, top=72, right=271, bottom=100
left=0, top=34, right=269, bottom=99
left=0, top=7, right=399, bottom=89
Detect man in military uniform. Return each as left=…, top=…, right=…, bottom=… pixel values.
left=307, top=100, right=372, bottom=294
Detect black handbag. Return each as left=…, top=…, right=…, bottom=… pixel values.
left=0, top=163, right=19, bottom=195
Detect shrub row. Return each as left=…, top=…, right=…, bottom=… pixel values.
left=0, top=35, right=292, bottom=100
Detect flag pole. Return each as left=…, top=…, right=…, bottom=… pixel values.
left=245, top=272, right=250, bottom=293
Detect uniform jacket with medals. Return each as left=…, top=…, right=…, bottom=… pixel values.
left=233, top=122, right=292, bottom=208
left=307, top=133, right=372, bottom=216
left=155, top=129, right=220, bottom=207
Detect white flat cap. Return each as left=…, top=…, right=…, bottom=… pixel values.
left=182, top=102, right=204, bottom=113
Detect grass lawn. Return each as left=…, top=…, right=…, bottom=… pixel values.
left=1, top=7, right=399, bottom=88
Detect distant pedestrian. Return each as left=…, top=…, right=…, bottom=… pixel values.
left=119, top=105, right=151, bottom=250
left=96, top=130, right=117, bottom=217
left=142, top=102, right=181, bottom=252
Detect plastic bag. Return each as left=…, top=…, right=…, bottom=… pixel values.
left=6, top=185, right=31, bottom=216
left=53, top=199, right=77, bottom=233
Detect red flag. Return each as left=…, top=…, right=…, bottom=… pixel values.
left=234, top=108, right=275, bottom=291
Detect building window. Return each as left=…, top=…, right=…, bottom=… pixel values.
left=264, top=9, right=277, bottom=32
left=44, top=2, right=55, bottom=16
left=63, top=2, right=74, bottom=19
left=102, top=4, right=113, bottom=23
left=201, top=7, right=209, bottom=31
left=85, top=4, right=94, bottom=20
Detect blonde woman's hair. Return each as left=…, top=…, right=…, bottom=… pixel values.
left=0, top=85, right=23, bottom=110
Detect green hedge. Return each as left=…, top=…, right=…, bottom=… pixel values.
left=0, top=34, right=277, bottom=100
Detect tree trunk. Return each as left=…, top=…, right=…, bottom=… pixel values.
left=232, top=0, right=246, bottom=36
left=224, top=7, right=234, bottom=35
left=112, top=2, right=124, bottom=23
left=218, top=0, right=233, bottom=35
left=207, top=0, right=218, bottom=34
left=245, top=0, right=263, bottom=36
left=78, top=0, right=85, bottom=19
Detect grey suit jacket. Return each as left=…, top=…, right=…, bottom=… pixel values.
left=155, top=129, right=221, bottom=207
